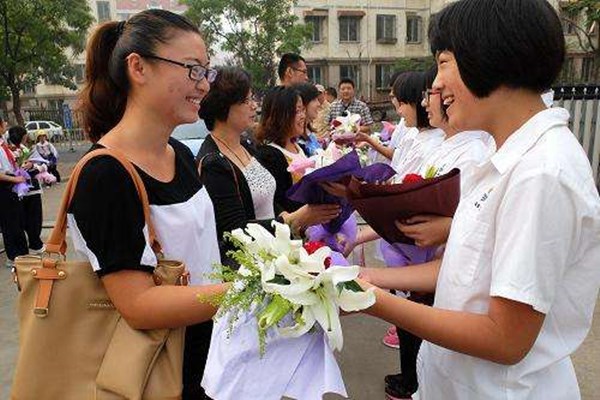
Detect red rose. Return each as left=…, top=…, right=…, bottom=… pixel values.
left=303, top=241, right=326, bottom=255
left=402, top=173, right=425, bottom=184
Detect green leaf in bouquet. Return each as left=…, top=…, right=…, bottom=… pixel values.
left=267, top=274, right=291, bottom=285
left=257, top=294, right=293, bottom=355
left=336, top=280, right=364, bottom=294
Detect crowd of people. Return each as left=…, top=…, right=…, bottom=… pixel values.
left=11, top=0, right=600, bottom=399
left=0, top=119, right=61, bottom=268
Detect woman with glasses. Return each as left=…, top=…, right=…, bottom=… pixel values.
left=197, top=68, right=327, bottom=266
left=73, top=10, right=226, bottom=399
left=292, top=82, right=323, bottom=156
left=255, top=85, right=341, bottom=234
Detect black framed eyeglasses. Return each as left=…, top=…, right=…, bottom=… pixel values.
left=291, top=66, right=308, bottom=75
left=141, top=54, right=218, bottom=83
left=422, top=89, right=441, bottom=104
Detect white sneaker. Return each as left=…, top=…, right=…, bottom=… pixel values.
left=30, top=246, right=45, bottom=255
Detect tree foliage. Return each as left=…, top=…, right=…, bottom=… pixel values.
left=182, top=0, right=311, bottom=90
left=0, top=0, right=94, bottom=124
left=564, top=0, right=600, bottom=82
left=394, top=56, right=435, bottom=73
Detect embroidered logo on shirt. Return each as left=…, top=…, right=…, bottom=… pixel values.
left=474, top=187, right=494, bottom=210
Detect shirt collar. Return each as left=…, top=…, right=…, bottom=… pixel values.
left=490, top=108, right=569, bottom=174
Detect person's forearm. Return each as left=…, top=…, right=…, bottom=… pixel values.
left=368, top=138, right=394, bottom=160
left=119, top=283, right=227, bottom=330
left=366, top=290, right=539, bottom=365
left=364, top=258, right=441, bottom=292
left=359, top=125, right=372, bottom=134
left=0, top=172, right=17, bottom=183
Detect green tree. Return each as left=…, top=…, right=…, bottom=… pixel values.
left=394, top=56, right=435, bottom=73
left=182, top=0, right=311, bottom=90
left=564, top=0, right=599, bottom=82
left=0, top=0, right=94, bottom=125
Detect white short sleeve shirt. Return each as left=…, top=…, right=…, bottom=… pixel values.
left=418, top=130, right=495, bottom=194
left=391, top=128, right=445, bottom=182
left=416, top=108, right=600, bottom=400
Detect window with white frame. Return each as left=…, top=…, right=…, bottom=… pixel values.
left=406, top=14, right=422, bottom=44
left=376, top=64, right=394, bottom=89
left=376, top=15, right=397, bottom=43
left=308, top=65, right=324, bottom=85
left=339, top=16, right=360, bottom=42
left=96, top=1, right=111, bottom=22
left=305, top=16, right=324, bottom=43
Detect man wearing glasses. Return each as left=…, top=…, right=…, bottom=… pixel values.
left=277, top=53, right=309, bottom=86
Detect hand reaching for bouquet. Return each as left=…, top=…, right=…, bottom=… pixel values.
left=396, top=215, right=452, bottom=247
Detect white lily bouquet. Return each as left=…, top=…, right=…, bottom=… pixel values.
left=204, top=221, right=375, bottom=354
left=331, top=113, right=362, bottom=145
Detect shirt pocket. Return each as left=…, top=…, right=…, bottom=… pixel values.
left=445, top=212, right=492, bottom=286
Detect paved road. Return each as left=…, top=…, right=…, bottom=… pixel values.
left=1, top=144, right=598, bottom=399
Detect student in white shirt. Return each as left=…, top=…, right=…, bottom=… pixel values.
left=360, top=1, right=600, bottom=399
left=354, top=72, right=418, bottom=163
left=384, top=66, right=495, bottom=399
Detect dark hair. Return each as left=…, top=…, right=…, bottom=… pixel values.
left=393, top=71, right=430, bottom=129
left=423, top=65, right=438, bottom=90
left=291, top=83, right=319, bottom=106
left=278, top=53, right=306, bottom=80
left=199, top=67, right=251, bottom=131
left=256, top=86, right=301, bottom=146
left=428, top=0, right=565, bottom=97
left=79, top=9, right=200, bottom=142
left=326, top=87, right=337, bottom=98
left=8, top=126, right=27, bottom=146
left=338, top=78, right=355, bottom=88
left=389, top=70, right=404, bottom=89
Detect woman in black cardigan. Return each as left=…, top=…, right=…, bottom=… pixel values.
left=197, top=67, right=339, bottom=264
left=255, top=86, right=340, bottom=224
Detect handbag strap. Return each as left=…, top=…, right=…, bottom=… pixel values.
left=45, top=148, right=162, bottom=256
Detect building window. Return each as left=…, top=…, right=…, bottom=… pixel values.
left=339, top=16, right=360, bottom=42
left=97, top=1, right=111, bottom=22
left=376, top=64, right=394, bottom=89
left=581, top=57, right=594, bottom=82
left=308, top=65, right=324, bottom=85
left=74, top=64, right=86, bottom=84
left=340, top=65, right=360, bottom=87
left=406, top=14, right=422, bottom=44
left=376, top=15, right=397, bottom=43
left=305, top=16, right=324, bottom=43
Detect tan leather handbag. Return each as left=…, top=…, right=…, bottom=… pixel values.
left=11, top=148, right=189, bottom=400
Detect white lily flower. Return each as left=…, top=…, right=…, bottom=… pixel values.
left=314, top=265, right=360, bottom=288
left=278, top=306, right=316, bottom=338
left=238, top=265, right=253, bottom=277
left=309, top=292, right=344, bottom=351
left=231, top=228, right=252, bottom=245
left=245, top=223, right=274, bottom=249
left=337, top=287, right=376, bottom=312
left=298, top=246, right=331, bottom=274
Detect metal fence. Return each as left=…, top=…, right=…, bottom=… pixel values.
left=552, top=84, right=600, bottom=185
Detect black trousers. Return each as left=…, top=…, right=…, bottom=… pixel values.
left=182, top=320, right=213, bottom=400
left=21, top=193, right=43, bottom=251
left=397, top=292, right=435, bottom=390
left=0, top=185, right=28, bottom=261
left=48, top=164, right=61, bottom=182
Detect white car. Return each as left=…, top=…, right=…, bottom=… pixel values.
left=171, top=119, right=210, bottom=158
left=25, top=121, right=64, bottom=140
